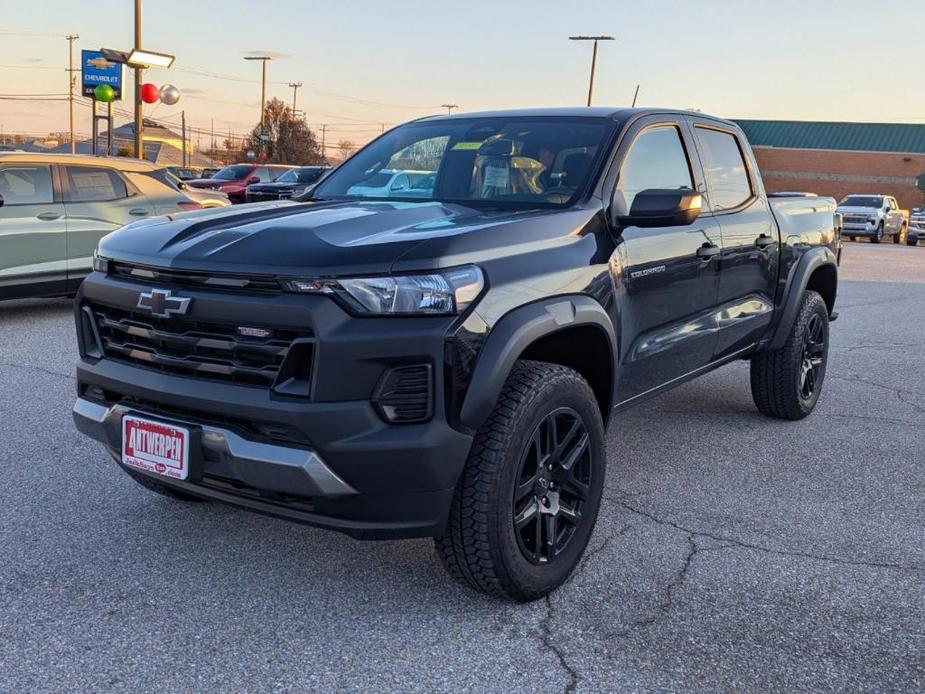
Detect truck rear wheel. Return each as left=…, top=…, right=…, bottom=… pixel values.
left=124, top=468, right=209, bottom=503
left=750, top=290, right=829, bottom=420
left=435, top=360, right=606, bottom=602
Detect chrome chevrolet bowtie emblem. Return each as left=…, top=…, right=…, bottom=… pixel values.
left=136, top=289, right=191, bottom=318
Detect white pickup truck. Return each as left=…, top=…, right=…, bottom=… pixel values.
left=837, top=194, right=908, bottom=243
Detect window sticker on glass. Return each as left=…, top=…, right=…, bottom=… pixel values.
left=482, top=164, right=510, bottom=189
left=452, top=142, right=484, bottom=151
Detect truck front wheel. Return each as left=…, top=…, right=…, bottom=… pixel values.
left=435, top=360, right=606, bottom=602
left=750, top=290, right=829, bottom=420
left=872, top=223, right=884, bottom=243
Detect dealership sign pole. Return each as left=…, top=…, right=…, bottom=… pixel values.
left=81, top=50, right=124, bottom=156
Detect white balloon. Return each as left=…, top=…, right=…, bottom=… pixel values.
left=159, top=84, right=180, bottom=106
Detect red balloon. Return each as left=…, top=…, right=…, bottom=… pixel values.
left=140, top=83, right=159, bottom=104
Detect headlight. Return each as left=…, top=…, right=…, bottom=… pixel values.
left=284, top=265, right=484, bottom=316
left=92, top=252, right=109, bottom=273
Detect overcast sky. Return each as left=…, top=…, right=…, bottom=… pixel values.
left=2, top=0, right=923, bottom=145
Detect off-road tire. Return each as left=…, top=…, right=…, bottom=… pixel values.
left=125, top=468, right=209, bottom=502
left=435, top=360, right=606, bottom=602
left=750, top=290, right=829, bottom=420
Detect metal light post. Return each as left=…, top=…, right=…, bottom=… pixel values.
left=244, top=55, right=274, bottom=126
left=568, top=35, right=614, bottom=106
left=133, top=0, right=143, bottom=157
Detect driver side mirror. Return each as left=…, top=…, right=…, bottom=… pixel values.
left=615, top=188, right=702, bottom=228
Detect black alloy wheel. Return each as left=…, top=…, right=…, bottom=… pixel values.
left=799, top=313, right=825, bottom=402
left=512, top=407, right=591, bottom=565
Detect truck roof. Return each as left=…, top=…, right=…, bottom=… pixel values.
left=419, top=107, right=738, bottom=128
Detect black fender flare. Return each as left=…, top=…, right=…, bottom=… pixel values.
left=459, top=295, right=618, bottom=431
left=769, top=246, right=837, bottom=350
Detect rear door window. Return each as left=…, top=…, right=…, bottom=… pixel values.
left=0, top=164, right=54, bottom=205
left=63, top=166, right=128, bottom=202
left=694, top=128, right=754, bottom=210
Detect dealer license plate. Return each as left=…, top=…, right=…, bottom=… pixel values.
left=121, top=415, right=190, bottom=480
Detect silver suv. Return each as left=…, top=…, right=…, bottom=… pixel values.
left=0, top=153, right=214, bottom=300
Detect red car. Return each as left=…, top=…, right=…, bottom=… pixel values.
left=186, top=163, right=293, bottom=203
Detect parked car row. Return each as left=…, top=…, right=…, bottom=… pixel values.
left=0, top=153, right=231, bottom=300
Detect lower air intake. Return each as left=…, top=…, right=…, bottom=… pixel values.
left=373, top=364, right=433, bottom=423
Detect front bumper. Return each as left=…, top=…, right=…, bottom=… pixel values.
left=842, top=223, right=877, bottom=236
left=908, top=224, right=925, bottom=240
left=73, top=272, right=475, bottom=539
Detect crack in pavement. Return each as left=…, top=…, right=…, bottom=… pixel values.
left=611, top=494, right=924, bottom=574
left=540, top=594, right=579, bottom=694
left=831, top=373, right=925, bottom=399
left=538, top=523, right=633, bottom=693
left=0, top=361, right=75, bottom=382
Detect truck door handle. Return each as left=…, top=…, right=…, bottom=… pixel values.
left=129, top=208, right=149, bottom=216
left=755, top=234, right=775, bottom=249
left=696, top=243, right=721, bottom=260
left=36, top=212, right=62, bottom=221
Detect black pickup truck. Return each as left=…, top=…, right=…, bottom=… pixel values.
left=72, top=108, right=839, bottom=601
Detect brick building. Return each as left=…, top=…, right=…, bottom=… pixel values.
left=734, top=120, right=925, bottom=210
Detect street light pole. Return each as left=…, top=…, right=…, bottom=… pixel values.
left=244, top=55, right=273, bottom=126
left=568, top=35, right=614, bottom=107
left=134, top=0, right=143, bottom=158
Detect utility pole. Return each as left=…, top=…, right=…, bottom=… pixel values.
left=66, top=34, right=79, bottom=154
left=320, top=124, right=327, bottom=163
left=288, top=81, right=302, bottom=115
left=441, top=103, right=458, bottom=115
left=181, top=110, right=187, bottom=167
left=133, top=0, right=144, bottom=158
left=568, top=35, right=615, bottom=106
left=632, top=84, right=640, bottom=107
left=210, top=118, right=215, bottom=166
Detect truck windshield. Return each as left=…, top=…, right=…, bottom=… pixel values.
left=840, top=196, right=883, bottom=208
left=312, top=116, right=613, bottom=208
left=212, top=164, right=253, bottom=180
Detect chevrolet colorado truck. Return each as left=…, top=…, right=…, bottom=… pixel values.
left=72, top=108, right=840, bottom=601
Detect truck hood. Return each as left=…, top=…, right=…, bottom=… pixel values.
left=836, top=206, right=879, bottom=215
left=98, top=199, right=574, bottom=277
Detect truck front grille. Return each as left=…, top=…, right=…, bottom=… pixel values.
left=88, top=302, right=309, bottom=388
left=843, top=215, right=869, bottom=225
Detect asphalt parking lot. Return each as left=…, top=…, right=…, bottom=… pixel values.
left=1, top=242, right=922, bottom=692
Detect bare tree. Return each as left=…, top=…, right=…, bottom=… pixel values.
left=335, top=139, right=357, bottom=162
